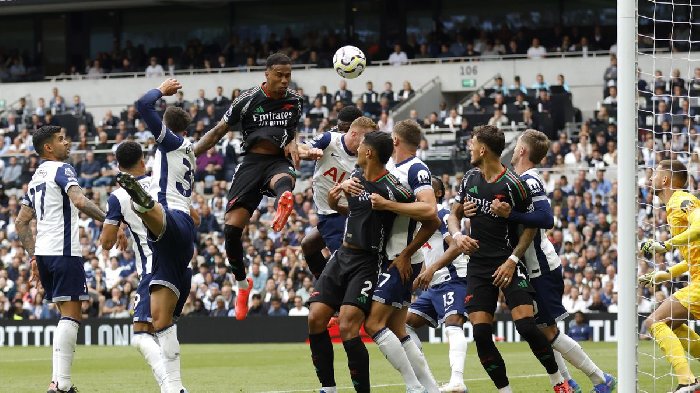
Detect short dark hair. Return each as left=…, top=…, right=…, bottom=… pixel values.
left=393, top=119, right=423, bottom=148
left=32, top=125, right=62, bottom=155
left=266, top=52, right=292, bottom=68
left=362, top=131, right=394, bottom=164
left=659, top=159, right=688, bottom=187
left=520, top=129, right=550, bottom=164
left=473, top=125, right=505, bottom=156
left=115, top=141, right=143, bottom=170
left=432, top=176, right=445, bottom=203
left=337, top=105, right=363, bottom=132
left=163, top=107, right=191, bottom=134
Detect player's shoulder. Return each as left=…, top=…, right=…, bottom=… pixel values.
left=287, top=88, right=303, bottom=100
left=234, top=86, right=261, bottom=103
left=463, top=167, right=481, bottom=181
left=670, top=190, right=700, bottom=212
left=520, top=168, right=546, bottom=195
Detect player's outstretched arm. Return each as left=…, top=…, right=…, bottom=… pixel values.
left=136, top=79, right=181, bottom=144
left=639, top=261, right=688, bottom=287
left=297, top=143, right=324, bottom=160
left=369, top=188, right=437, bottom=220
left=193, top=120, right=230, bottom=157
left=492, top=198, right=554, bottom=229
left=67, top=186, right=106, bottom=222
left=15, top=205, right=36, bottom=257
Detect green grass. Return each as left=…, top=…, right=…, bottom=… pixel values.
left=0, top=340, right=687, bottom=392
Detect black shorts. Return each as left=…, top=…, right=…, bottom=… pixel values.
left=308, top=246, right=380, bottom=315
left=465, top=259, right=535, bottom=315
left=226, top=153, right=296, bottom=214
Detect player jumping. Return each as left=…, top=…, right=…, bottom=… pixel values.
left=206, top=52, right=303, bottom=320
left=362, top=119, right=443, bottom=392
left=16, top=125, right=107, bottom=393
left=638, top=160, right=700, bottom=393
left=406, top=176, right=471, bottom=393
left=448, top=125, right=570, bottom=393
left=101, top=141, right=197, bottom=392
left=299, top=105, right=363, bottom=278
left=485, top=130, right=616, bottom=393
left=307, top=131, right=419, bottom=393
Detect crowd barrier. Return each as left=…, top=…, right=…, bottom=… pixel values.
left=0, top=313, right=631, bottom=347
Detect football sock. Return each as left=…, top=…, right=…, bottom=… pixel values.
left=306, top=249, right=328, bottom=280
left=514, top=317, right=562, bottom=385
left=273, top=176, right=294, bottom=205
left=474, top=323, right=509, bottom=389
left=342, top=336, right=370, bottom=393
left=650, top=321, right=695, bottom=385
left=445, top=325, right=468, bottom=386
left=674, top=324, right=700, bottom=359
left=237, top=279, right=249, bottom=291
left=55, top=317, right=79, bottom=391
left=497, top=386, right=513, bottom=393
left=133, top=331, right=166, bottom=387
left=309, top=330, right=336, bottom=388
left=372, top=327, right=421, bottom=388
left=405, top=324, right=422, bottom=351
left=155, top=324, right=184, bottom=392
left=401, top=335, right=440, bottom=392
left=551, top=330, right=605, bottom=384
left=224, top=225, right=246, bottom=281
left=553, top=350, right=571, bottom=381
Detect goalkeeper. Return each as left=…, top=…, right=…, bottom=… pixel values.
left=639, top=160, right=700, bottom=393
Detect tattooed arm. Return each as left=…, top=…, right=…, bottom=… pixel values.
left=67, top=185, right=106, bottom=222
left=15, top=205, right=36, bottom=257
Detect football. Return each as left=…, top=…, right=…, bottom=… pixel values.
left=332, top=45, right=366, bottom=79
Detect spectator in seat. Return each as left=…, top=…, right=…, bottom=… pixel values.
left=124, top=105, right=139, bottom=128
left=443, top=108, right=462, bottom=130
left=93, top=153, right=118, bottom=187
left=248, top=261, right=269, bottom=293
left=267, top=296, right=288, bottom=316
left=86, top=59, right=104, bottom=79
left=362, top=81, right=379, bottom=110
left=210, top=296, right=231, bottom=317
left=604, top=55, right=618, bottom=88
left=134, top=122, right=154, bottom=142
left=288, top=295, right=309, bottom=316
left=195, top=146, right=224, bottom=183
left=493, top=93, right=506, bottom=112
left=49, top=87, right=64, bottom=109
left=2, top=156, right=22, bottom=189
left=212, top=86, right=230, bottom=107
left=463, top=93, right=484, bottom=114
left=414, top=43, right=431, bottom=59
left=603, top=86, right=618, bottom=105
left=380, top=82, right=396, bottom=107
left=569, top=312, right=593, bottom=341
left=688, top=67, right=700, bottom=92
left=536, top=90, right=552, bottom=113
left=334, top=79, right=353, bottom=106
left=316, top=85, right=333, bottom=110
left=10, top=298, right=31, bottom=320
left=570, top=36, right=592, bottom=57
left=103, top=286, right=129, bottom=318
left=51, top=95, right=67, bottom=114
left=377, top=112, right=394, bottom=133
left=308, top=98, right=330, bottom=119
left=398, top=81, right=415, bottom=101
left=532, top=73, right=549, bottom=92
left=511, top=93, right=530, bottom=112
left=189, top=299, right=209, bottom=316
left=247, top=294, right=267, bottom=317
left=202, top=104, right=217, bottom=129
left=35, top=97, right=47, bottom=117
left=173, top=91, right=189, bottom=110
left=101, top=110, right=119, bottom=128
left=510, top=75, right=527, bottom=95
left=555, top=74, right=571, bottom=93
left=216, top=54, right=228, bottom=69
left=165, top=57, right=176, bottom=76
left=197, top=204, right=221, bottom=238
left=487, top=108, right=508, bottom=127
left=71, top=95, right=86, bottom=116
left=193, top=89, right=208, bottom=110
left=527, top=37, right=547, bottom=59
left=145, top=56, right=164, bottom=78
left=388, top=43, right=408, bottom=66
left=407, top=109, right=422, bottom=126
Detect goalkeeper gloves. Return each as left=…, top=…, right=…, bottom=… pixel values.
left=638, top=270, right=672, bottom=288
left=640, top=239, right=671, bottom=258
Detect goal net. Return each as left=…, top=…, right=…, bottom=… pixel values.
left=637, top=1, right=700, bottom=391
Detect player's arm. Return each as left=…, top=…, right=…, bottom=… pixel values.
left=136, top=79, right=182, bottom=149
left=100, top=194, right=124, bottom=250
left=15, top=203, right=36, bottom=257
left=390, top=210, right=440, bottom=283
left=194, top=91, right=247, bottom=157
left=448, top=179, right=479, bottom=254
left=639, top=260, right=688, bottom=287
left=668, top=208, right=700, bottom=247
left=492, top=198, right=554, bottom=229
left=327, top=183, right=349, bottom=216
left=492, top=227, right=536, bottom=288
left=67, top=186, right=106, bottom=222
left=413, top=236, right=463, bottom=290
left=370, top=188, right=437, bottom=220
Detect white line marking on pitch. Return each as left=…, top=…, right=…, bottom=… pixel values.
left=260, top=373, right=548, bottom=393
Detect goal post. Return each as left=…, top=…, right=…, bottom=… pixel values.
left=617, top=0, right=638, bottom=391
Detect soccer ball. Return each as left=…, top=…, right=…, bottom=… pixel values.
left=333, top=45, right=366, bottom=79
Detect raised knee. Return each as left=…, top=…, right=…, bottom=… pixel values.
left=472, top=323, right=493, bottom=344
left=514, top=317, right=540, bottom=340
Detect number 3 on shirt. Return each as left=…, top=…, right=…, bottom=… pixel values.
left=176, top=158, right=194, bottom=197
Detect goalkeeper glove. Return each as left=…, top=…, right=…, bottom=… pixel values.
left=640, top=239, right=671, bottom=258
left=638, top=270, right=672, bottom=288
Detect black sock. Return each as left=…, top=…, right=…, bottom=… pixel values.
left=273, top=176, right=294, bottom=207
left=342, top=336, right=370, bottom=393
left=224, top=225, right=246, bottom=281
left=515, top=317, right=559, bottom=374
left=306, top=249, right=328, bottom=279
left=473, top=323, right=509, bottom=389
left=309, top=330, right=336, bottom=387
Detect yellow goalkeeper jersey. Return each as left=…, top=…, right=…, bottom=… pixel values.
left=667, top=190, right=700, bottom=280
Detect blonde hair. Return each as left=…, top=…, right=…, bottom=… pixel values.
left=350, top=116, right=379, bottom=132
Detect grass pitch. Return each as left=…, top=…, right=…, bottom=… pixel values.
left=0, top=340, right=682, bottom=392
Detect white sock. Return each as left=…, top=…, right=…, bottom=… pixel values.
left=552, top=332, right=605, bottom=384
left=320, top=387, right=337, bottom=393
left=498, top=386, right=513, bottom=393
left=553, top=350, right=571, bottom=381
left=155, top=324, right=184, bottom=393
left=133, top=332, right=166, bottom=387
left=237, top=279, right=249, bottom=290
left=406, top=324, right=422, bottom=351
left=548, top=371, right=564, bottom=386
left=55, top=318, right=79, bottom=391
left=445, top=325, right=467, bottom=386
left=402, top=336, right=440, bottom=393
left=373, top=328, right=421, bottom=388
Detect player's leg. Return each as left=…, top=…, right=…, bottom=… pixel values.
left=131, top=275, right=166, bottom=390
left=670, top=283, right=700, bottom=361
left=115, top=172, right=167, bottom=236
left=338, top=304, right=371, bottom=393
left=406, top=290, right=439, bottom=350
left=389, top=307, right=440, bottom=392
left=54, top=301, right=82, bottom=392
left=267, top=171, right=295, bottom=232
left=224, top=207, right=254, bottom=319
left=301, top=228, right=327, bottom=279
left=442, top=314, right=469, bottom=392
left=644, top=290, right=698, bottom=389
